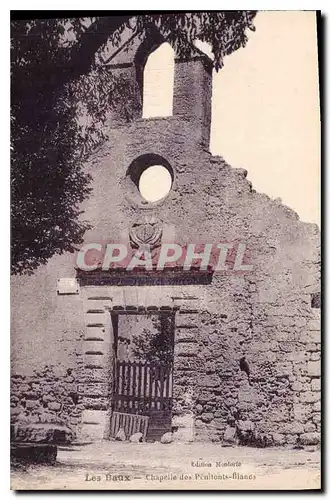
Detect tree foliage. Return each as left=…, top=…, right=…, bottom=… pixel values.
left=131, top=315, right=175, bottom=366
left=11, top=12, right=257, bottom=275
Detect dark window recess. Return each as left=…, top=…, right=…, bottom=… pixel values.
left=311, top=292, right=321, bottom=308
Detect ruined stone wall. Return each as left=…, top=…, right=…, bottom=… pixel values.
left=11, top=32, right=320, bottom=445
left=176, top=272, right=320, bottom=447
left=11, top=367, right=85, bottom=434
left=11, top=127, right=320, bottom=446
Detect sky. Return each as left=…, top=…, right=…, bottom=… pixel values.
left=143, top=11, right=320, bottom=225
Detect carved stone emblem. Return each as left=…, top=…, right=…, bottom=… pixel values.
left=129, top=219, right=162, bottom=249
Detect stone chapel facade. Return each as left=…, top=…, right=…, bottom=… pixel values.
left=11, top=27, right=321, bottom=446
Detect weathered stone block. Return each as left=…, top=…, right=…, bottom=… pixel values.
left=306, top=342, right=320, bottom=352
left=83, top=340, right=106, bottom=354
left=275, top=362, right=293, bottom=377
left=272, top=433, right=286, bottom=445
left=257, top=351, right=277, bottom=363
left=251, top=341, right=278, bottom=352
left=195, top=404, right=203, bottom=414
left=85, top=299, right=109, bottom=311
left=304, top=422, right=316, bottom=433
left=197, top=374, right=219, bottom=388
left=84, top=312, right=106, bottom=326
left=236, top=420, right=255, bottom=433
left=12, top=422, right=73, bottom=444
left=175, top=328, right=198, bottom=342
left=84, top=353, right=106, bottom=369
left=304, top=331, right=320, bottom=343
left=47, top=402, right=61, bottom=411
left=78, top=382, right=109, bottom=398
left=238, top=387, right=255, bottom=403
left=172, top=413, right=195, bottom=442
left=174, top=343, right=198, bottom=357
left=161, top=432, right=174, bottom=444
left=291, top=381, right=303, bottom=392
left=293, top=404, right=311, bottom=423
left=84, top=326, right=107, bottom=341
left=175, top=314, right=198, bottom=329
left=80, top=396, right=108, bottom=410
left=83, top=287, right=112, bottom=301
left=81, top=409, right=108, bottom=425
left=42, top=394, right=55, bottom=404
left=174, top=356, right=201, bottom=370
left=18, top=384, right=30, bottom=393
left=299, top=432, right=320, bottom=445
left=268, top=405, right=290, bottom=422
left=293, top=362, right=308, bottom=376
left=311, top=378, right=321, bottom=391
left=308, top=319, right=320, bottom=331
left=200, top=413, right=214, bottom=423
left=223, top=425, right=236, bottom=443
left=282, top=422, right=304, bottom=434
left=285, top=352, right=306, bottom=363
left=79, top=367, right=108, bottom=383
left=313, top=401, right=321, bottom=412
left=26, top=400, right=39, bottom=409
left=299, top=391, right=320, bottom=403
left=176, top=298, right=199, bottom=313
left=307, top=361, right=320, bottom=377
left=278, top=341, right=299, bottom=353
left=285, top=434, right=298, bottom=445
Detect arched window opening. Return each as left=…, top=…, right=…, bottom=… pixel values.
left=142, top=42, right=175, bottom=119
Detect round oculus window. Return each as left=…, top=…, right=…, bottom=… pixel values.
left=138, top=165, right=172, bottom=202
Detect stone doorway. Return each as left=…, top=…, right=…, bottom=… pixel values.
left=79, top=284, right=200, bottom=443
left=110, top=311, right=175, bottom=441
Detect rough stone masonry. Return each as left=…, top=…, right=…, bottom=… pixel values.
left=11, top=26, right=320, bottom=447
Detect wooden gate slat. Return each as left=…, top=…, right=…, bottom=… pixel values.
left=132, top=362, right=136, bottom=413
left=127, top=361, right=131, bottom=411
left=165, top=366, right=170, bottom=413
left=144, top=363, right=148, bottom=413
left=122, top=361, right=126, bottom=412
left=112, top=359, right=173, bottom=420
left=111, top=412, right=150, bottom=440
left=148, top=364, right=153, bottom=412
left=137, top=362, right=142, bottom=414
left=159, top=364, right=164, bottom=412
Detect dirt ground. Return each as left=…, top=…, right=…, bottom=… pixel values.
left=11, top=441, right=321, bottom=491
